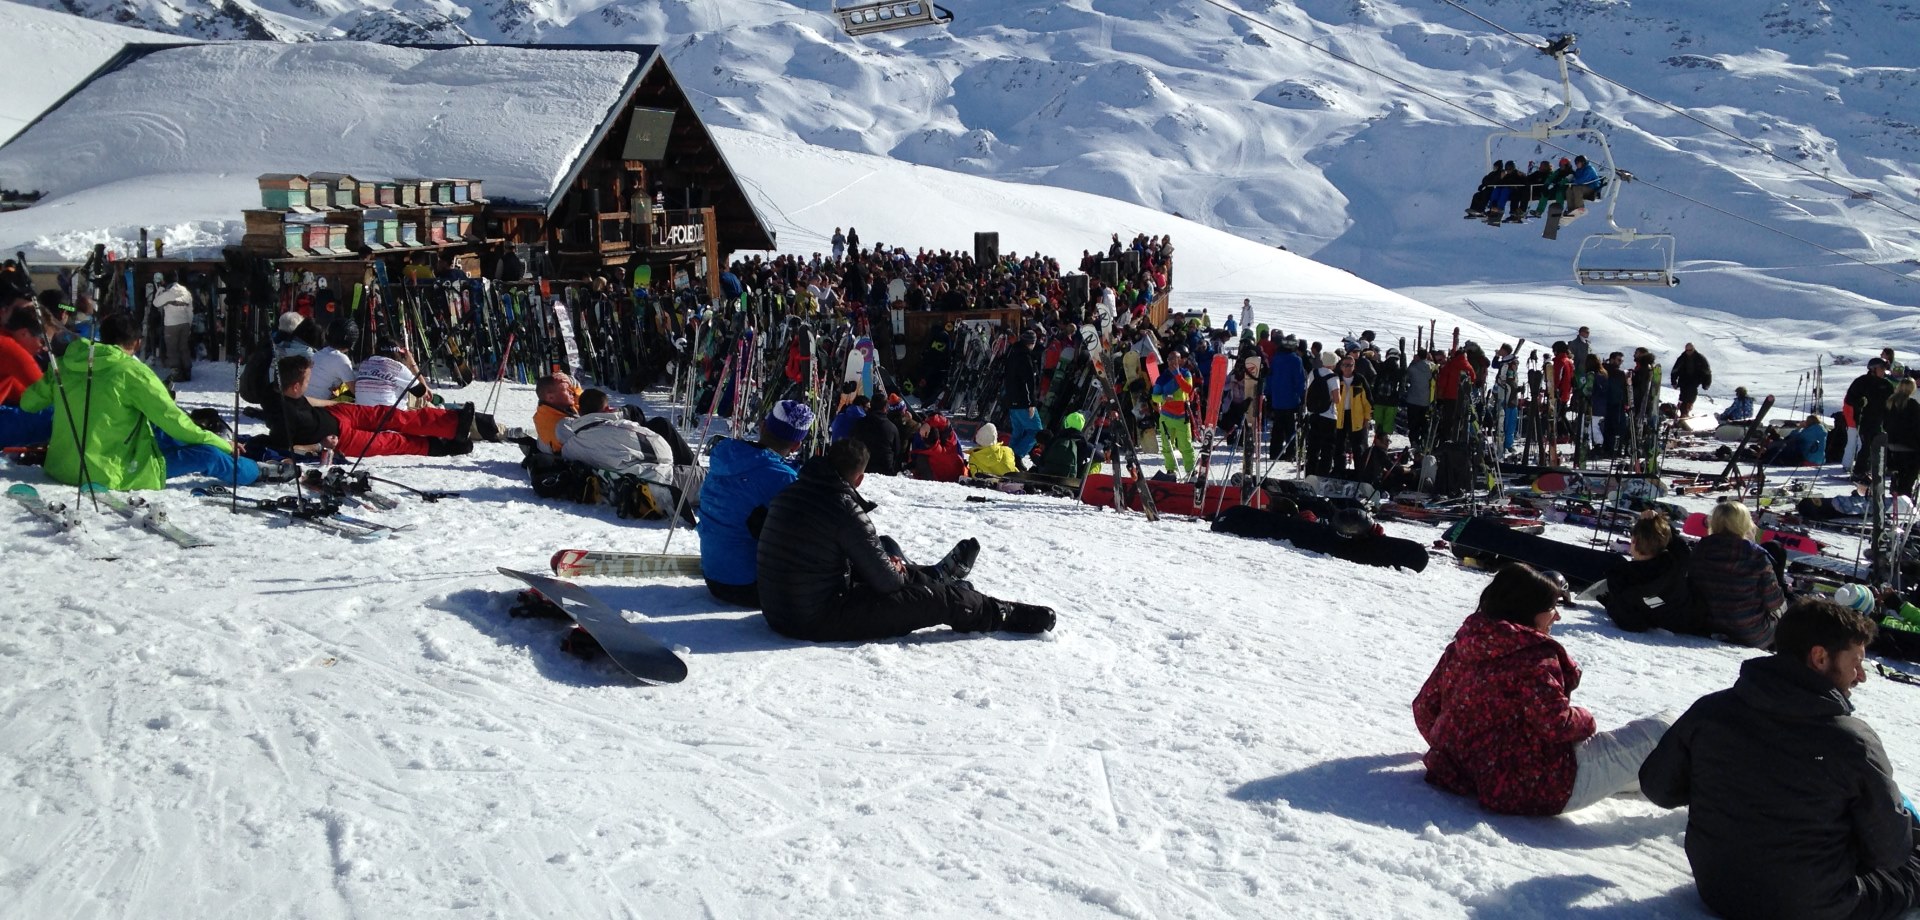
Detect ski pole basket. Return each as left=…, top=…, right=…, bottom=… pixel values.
left=835, top=0, right=953, bottom=36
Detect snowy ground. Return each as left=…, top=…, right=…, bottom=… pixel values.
left=4, top=363, right=1919, bottom=919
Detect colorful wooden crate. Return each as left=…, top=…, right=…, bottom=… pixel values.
left=308, top=173, right=359, bottom=211
left=258, top=174, right=312, bottom=212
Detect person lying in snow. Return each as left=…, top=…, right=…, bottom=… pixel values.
left=756, top=438, right=1053, bottom=642
left=531, top=373, right=580, bottom=455
left=263, top=354, right=496, bottom=459
left=557, top=388, right=703, bottom=513
left=1413, top=563, right=1674, bottom=816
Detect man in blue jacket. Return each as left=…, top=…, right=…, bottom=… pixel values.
left=1264, top=337, right=1307, bottom=459
left=697, top=400, right=814, bottom=608
left=1565, top=155, right=1603, bottom=217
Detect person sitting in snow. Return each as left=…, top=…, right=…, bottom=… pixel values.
left=853, top=393, right=902, bottom=475
left=1598, top=511, right=1704, bottom=635
left=1688, top=500, right=1788, bottom=649
left=19, top=311, right=263, bottom=490
left=755, top=438, right=1053, bottom=642
left=965, top=421, right=1019, bottom=478
left=1760, top=414, right=1829, bottom=467
left=0, top=307, right=53, bottom=448
left=1640, top=598, right=1920, bottom=920
left=698, top=399, right=812, bottom=609
left=910, top=413, right=968, bottom=482
left=1036, top=411, right=1093, bottom=480
left=557, top=389, right=703, bottom=513
left=1413, top=563, right=1675, bottom=816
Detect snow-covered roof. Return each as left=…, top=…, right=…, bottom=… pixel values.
left=0, top=40, right=651, bottom=209
left=0, top=1, right=190, bottom=145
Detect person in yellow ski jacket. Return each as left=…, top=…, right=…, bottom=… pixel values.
left=965, top=422, right=1019, bottom=477
left=1330, top=351, right=1374, bottom=474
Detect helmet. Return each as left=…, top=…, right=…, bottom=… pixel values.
left=1331, top=507, right=1375, bottom=539
left=1063, top=412, right=1086, bottom=431
left=1835, top=583, right=1876, bottom=613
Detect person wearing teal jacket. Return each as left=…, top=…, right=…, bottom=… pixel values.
left=18, top=312, right=234, bottom=491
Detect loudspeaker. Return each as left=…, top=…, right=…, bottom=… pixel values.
left=1063, top=273, right=1089, bottom=307
left=1099, top=260, right=1119, bottom=288
left=1121, top=250, right=1141, bottom=278
left=974, top=231, right=999, bottom=266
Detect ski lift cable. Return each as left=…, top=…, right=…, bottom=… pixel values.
left=1189, top=0, right=1914, bottom=284
left=1429, top=0, right=1920, bottom=226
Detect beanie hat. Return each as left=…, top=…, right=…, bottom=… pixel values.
left=973, top=422, right=999, bottom=446
left=277, top=312, right=304, bottom=334
left=763, top=400, right=814, bottom=443
left=1063, top=411, right=1086, bottom=431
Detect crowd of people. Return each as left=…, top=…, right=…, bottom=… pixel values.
left=10, top=232, right=1920, bottom=918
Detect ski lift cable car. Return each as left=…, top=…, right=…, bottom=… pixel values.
left=835, top=0, right=953, bottom=37
left=1482, top=35, right=1679, bottom=288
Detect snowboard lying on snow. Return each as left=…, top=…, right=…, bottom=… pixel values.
left=497, top=568, right=687, bottom=685
left=1213, top=506, right=1427, bottom=572
left=1442, top=517, right=1623, bottom=588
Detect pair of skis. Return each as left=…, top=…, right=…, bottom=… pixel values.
left=8, top=483, right=211, bottom=549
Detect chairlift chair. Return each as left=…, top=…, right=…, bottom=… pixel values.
left=1573, top=231, right=1678, bottom=287
left=835, top=0, right=953, bottom=36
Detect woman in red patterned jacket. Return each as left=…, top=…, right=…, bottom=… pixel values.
left=1414, top=564, right=1674, bottom=815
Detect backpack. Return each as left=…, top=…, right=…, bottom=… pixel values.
left=522, top=451, right=601, bottom=504
left=1305, top=371, right=1333, bottom=414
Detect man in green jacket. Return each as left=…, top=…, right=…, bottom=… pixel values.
left=19, top=311, right=235, bottom=490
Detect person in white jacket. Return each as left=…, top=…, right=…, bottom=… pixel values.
left=152, top=272, right=195, bottom=381
left=557, top=389, right=705, bottom=513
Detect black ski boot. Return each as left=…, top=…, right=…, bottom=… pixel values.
left=474, top=412, right=503, bottom=442
left=1002, top=602, right=1056, bottom=634
left=428, top=437, right=474, bottom=457
left=936, top=537, right=980, bottom=582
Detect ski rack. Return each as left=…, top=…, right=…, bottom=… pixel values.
left=1482, top=35, right=1680, bottom=288
left=835, top=0, right=952, bottom=36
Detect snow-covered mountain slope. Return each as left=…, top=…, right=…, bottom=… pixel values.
left=0, top=1, right=191, bottom=145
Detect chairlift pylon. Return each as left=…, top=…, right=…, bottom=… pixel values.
left=1478, top=34, right=1682, bottom=288
left=834, top=0, right=953, bottom=36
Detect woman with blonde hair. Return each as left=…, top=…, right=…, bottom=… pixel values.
left=1687, top=500, right=1788, bottom=647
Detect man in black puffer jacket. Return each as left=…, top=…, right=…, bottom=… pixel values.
left=756, top=439, right=1054, bottom=642
left=1641, top=599, right=1919, bottom=920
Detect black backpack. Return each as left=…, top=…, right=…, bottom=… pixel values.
left=1305, top=371, right=1333, bottom=414
left=522, top=451, right=600, bottom=504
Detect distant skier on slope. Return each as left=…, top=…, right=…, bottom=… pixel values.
left=756, top=439, right=1053, bottom=642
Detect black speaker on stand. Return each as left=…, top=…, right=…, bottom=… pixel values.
left=974, top=231, right=999, bottom=266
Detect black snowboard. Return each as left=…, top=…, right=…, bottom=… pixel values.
left=1213, top=506, right=1429, bottom=572
left=1443, top=517, right=1621, bottom=588
left=497, top=568, right=688, bottom=685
